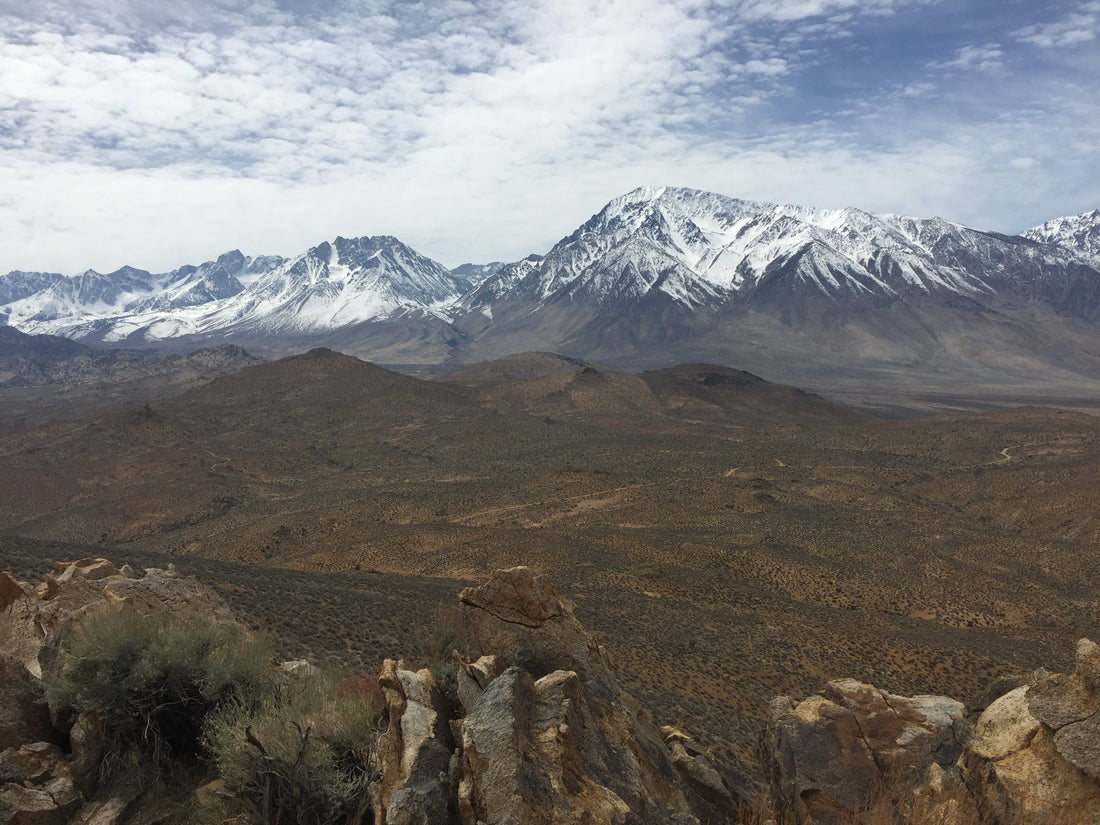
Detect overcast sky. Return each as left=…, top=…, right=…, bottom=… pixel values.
left=1, top=0, right=1098, bottom=275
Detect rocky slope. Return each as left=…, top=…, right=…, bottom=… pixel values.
left=2, top=560, right=1097, bottom=824
left=0, top=326, right=263, bottom=429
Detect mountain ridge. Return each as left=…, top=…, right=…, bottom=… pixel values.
left=3, top=188, right=1099, bottom=407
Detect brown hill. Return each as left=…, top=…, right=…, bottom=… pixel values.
left=1, top=349, right=1098, bottom=775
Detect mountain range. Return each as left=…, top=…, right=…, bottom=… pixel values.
left=3, top=187, right=1099, bottom=406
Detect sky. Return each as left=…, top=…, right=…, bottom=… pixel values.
left=1, top=0, right=1098, bottom=276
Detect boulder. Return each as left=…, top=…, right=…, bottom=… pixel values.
left=762, top=679, right=970, bottom=824
left=0, top=561, right=236, bottom=680
left=0, top=777, right=81, bottom=825
left=67, top=714, right=106, bottom=799
left=459, top=567, right=616, bottom=687
left=0, top=743, right=65, bottom=785
left=662, top=727, right=750, bottom=824
left=958, top=639, right=1100, bottom=823
left=760, top=642, right=1100, bottom=824
left=1027, top=638, right=1100, bottom=780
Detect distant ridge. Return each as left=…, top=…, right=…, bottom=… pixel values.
left=3, top=189, right=1099, bottom=404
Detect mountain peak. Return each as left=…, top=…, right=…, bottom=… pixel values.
left=1023, top=209, right=1100, bottom=256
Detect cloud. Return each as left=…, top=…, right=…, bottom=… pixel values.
left=1014, top=2, right=1100, bottom=48
left=0, top=0, right=1097, bottom=276
left=929, top=43, right=1004, bottom=72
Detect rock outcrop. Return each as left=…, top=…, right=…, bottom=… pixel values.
left=372, top=566, right=748, bottom=825
left=762, top=640, right=1100, bottom=824
left=458, top=566, right=617, bottom=687
left=5, top=558, right=1099, bottom=825
left=0, top=558, right=235, bottom=680
left=0, top=559, right=238, bottom=825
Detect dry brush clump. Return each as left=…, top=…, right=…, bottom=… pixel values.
left=43, top=599, right=383, bottom=825
left=203, top=670, right=381, bottom=825
left=45, top=605, right=275, bottom=779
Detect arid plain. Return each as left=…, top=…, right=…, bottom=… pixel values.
left=1, top=349, right=1098, bottom=777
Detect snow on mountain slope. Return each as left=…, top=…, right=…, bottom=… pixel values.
left=1, top=236, right=468, bottom=342
left=3, top=190, right=1098, bottom=351
left=463, top=188, right=1098, bottom=318
left=1024, top=210, right=1100, bottom=257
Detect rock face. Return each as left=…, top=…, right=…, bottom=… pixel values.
left=762, top=640, right=1100, bottom=824
left=372, top=566, right=747, bottom=825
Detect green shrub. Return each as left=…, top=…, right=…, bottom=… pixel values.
left=203, top=670, right=378, bottom=825
left=47, top=606, right=274, bottom=777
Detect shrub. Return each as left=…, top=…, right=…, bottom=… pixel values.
left=47, top=606, right=274, bottom=778
left=413, top=602, right=465, bottom=696
left=203, top=670, right=379, bottom=825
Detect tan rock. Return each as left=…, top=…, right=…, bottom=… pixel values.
left=455, top=655, right=501, bottom=715
left=0, top=562, right=236, bottom=681
left=969, top=686, right=1040, bottom=760
left=459, top=566, right=615, bottom=687
left=970, top=721, right=1100, bottom=824
left=457, top=666, right=706, bottom=825
left=762, top=680, right=967, bottom=824
left=1027, top=638, right=1100, bottom=781
left=370, top=660, right=454, bottom=825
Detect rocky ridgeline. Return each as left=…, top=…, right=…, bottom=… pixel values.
left=1, top=559, right=1098, bottom=825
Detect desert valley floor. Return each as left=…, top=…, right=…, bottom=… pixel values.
left=1, top=349, right=1098, bottom=779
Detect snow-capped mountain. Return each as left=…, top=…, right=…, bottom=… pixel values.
left=2, top=188, right=1099, bottom=390
left=1023, top=209, right=1100, bottom=257
left=460, top=187, right=1098, bottom=316
left=0, top=236, right=465, bottom=344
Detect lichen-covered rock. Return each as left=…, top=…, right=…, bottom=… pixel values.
left=457, top=666, right=700, bottom=825
left=370, top=659, right=455, bottom=825
left=368, top=567, right=748, bottom=825
left=1027, top=638, right=1100, bottom=780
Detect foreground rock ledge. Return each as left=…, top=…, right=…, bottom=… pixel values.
left=373, top=566, right=747, bottom=825
left=762, top=640, right=1100, bottom=824
left=3, top=559, right=1099, bottom=824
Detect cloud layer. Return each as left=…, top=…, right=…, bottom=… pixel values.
left=1, top=0, right=1098, bottom=274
